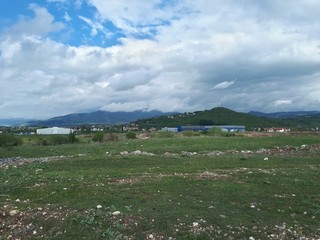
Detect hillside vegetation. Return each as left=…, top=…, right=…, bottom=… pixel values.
left=136, top=107, right=286, bottom=130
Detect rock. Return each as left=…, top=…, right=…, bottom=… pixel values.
left=9, top=209, right=19, bottom=216
left=120, top=151, right=129, bottom=156
left=112, top=210, right=121, bottom=216
left=163, top=152, right=178, bottom=158
left=181, top=151, right=194, bottom=157
left=148, top=234, right=154, bottom=239
left=206, top=151, right=224, bottom=156
left=131, top=150, right=142, bottom=155
left=141, top=151, right=155, bottom=156
left=192, top=222, right=199, bottom=227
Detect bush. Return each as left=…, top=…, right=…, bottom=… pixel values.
left=50, top=135, right=69, bottom=145
left=92, top=132, right=105, bottom=143
left=126, top=131, right=136, bottom=139
left=151, top=131, right=175, bottom=138
left=68, top=132, right=79, bottom=144
left=36, top=135, right=71, bottom=146
left=0, top=134, right=23, bottom=147
left=182, top=131, right=201, bottom=137
left=207, top=127, right=236, bottom=137
left=36, top=137, right=49, bottom=146
left=207, top=127, right=224, bottom=135
left=106, top=133, right=118, bottom=142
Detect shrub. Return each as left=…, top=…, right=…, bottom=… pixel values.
left=106, top=133, right=118, bottom=142
left=207, top=127, right=236, bottom=137
left=51, top=135, right=69, bottom=145
left=207, top=127, right=224, bottom=135
left=92, top=132, right=105, bottom=143
left=36, top=137, right=49, bottom=146
left=182, top=131, right=201, bottom=137
left=36, top=135, right=70, bottom=145
left=152, top=131, right=175, bottom=138
left=126, top=131, right=136, bottom=139
left=0, top=134, right=23, bottom=147
left=68, top=132, right=79, bottom=144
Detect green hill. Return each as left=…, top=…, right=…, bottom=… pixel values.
left=135, top=107, right=286, bottom=130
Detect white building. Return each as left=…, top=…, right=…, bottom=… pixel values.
left=36, top=127, right=72, bottom=135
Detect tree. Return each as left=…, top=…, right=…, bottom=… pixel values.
left=199, top=119, right=214, bottom=126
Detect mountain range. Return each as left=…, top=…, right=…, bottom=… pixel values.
left=24, top=110, right=177, bottom=127
left=249, top=111, right=320, bottom=118
left=1, top=108, right=320, bottom=129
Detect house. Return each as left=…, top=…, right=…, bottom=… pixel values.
left=36, top=127, right=72, bottom=135
left=266, top=127, right=290, bottom=133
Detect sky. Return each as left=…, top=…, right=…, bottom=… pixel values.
left=0, top=0, right=320, bottom=119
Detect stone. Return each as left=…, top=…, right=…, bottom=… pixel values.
left=112, top=210, right=121, bottom=216
left=9, top=209, right=19, bottom=216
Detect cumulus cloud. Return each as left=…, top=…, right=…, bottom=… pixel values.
left=1, top=0, right=320, bottom=119
left=87, top=0, right=189, bottom=36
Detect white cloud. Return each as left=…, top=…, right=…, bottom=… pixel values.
left=64, top=12, right=71, bottom=22
left=274, top=100, right=292, bottom=106
left=87, top=0, right=189, bottom=36
left=1, top=1, right=320, bottom=119
left=3, top=4, right=64, bottom=37
left=212, top=81, right=236, bottom=90
left=79, top=15, right=111, bottom=38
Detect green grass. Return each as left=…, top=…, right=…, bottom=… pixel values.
left=1, top=133, right=320, bottom=239
left=1, top=133, right=320, bottom=158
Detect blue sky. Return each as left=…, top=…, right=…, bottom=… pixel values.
left=1, top=0, right=320, bottom=119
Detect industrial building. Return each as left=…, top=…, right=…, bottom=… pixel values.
left=161, top=125, right=245, bottom=132
left=36, top=127, right=72, bottom=135
left=176, top=125, right=246, bottom=132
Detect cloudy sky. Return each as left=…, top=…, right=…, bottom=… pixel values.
left=1, top=0, right=320, bottom=119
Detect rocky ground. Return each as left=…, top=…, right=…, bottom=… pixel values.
left=2, top=144, right=320, bottom=169
left=1, top=143, right=320, bottom=239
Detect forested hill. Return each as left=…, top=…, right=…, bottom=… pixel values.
left=135, top=107, right=286, bottom=129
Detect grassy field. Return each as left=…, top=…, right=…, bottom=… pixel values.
left=1, top=133, right=320, bottom=239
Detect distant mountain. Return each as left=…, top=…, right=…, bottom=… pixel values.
left=249, top=111, right=320, bottom=119
left=0, top=118, right=33, bottom=126
left=248, top=111, right=320, bottom=129
left=25, top=110, right=176, bottom=127
left=135, top=107, right=285, bottom=130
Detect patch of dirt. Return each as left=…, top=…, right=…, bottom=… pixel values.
left=107, top=177, right=144, bottom=185
left=0, top=204, right=78, bottom=239
left=196, top=171, right=230, bottom=180
left=0, top=154, right=86, bottom=168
